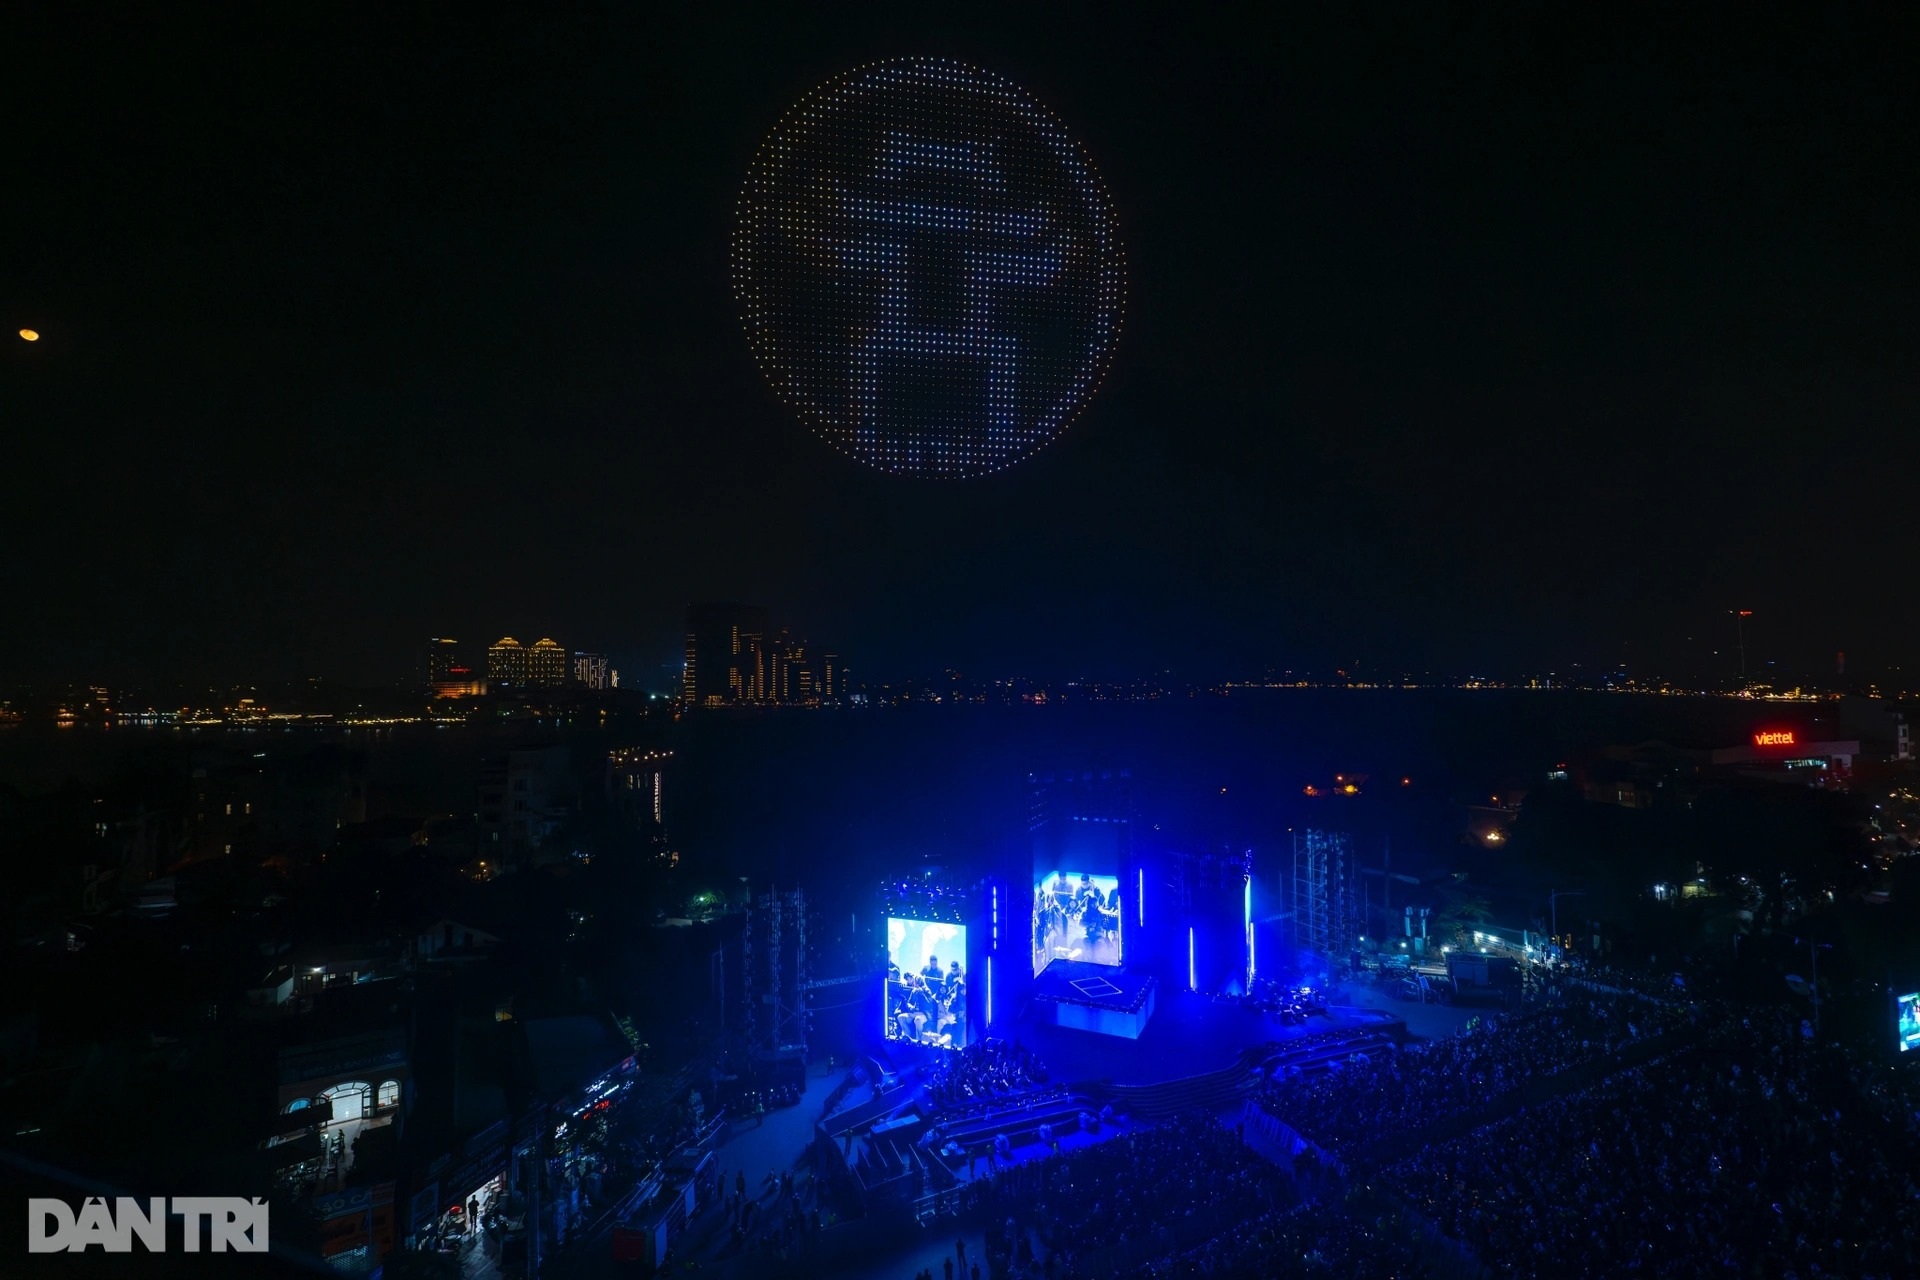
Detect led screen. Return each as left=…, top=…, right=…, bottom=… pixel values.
left=886, top=918, right=969, bottom=1050
left=1899, top=991, right=1920, bottom=1054
left=1032, top=871, right=1123, bottom=976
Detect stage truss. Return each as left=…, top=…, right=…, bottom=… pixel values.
left=744, top=886, right=810, bottom=1059
left=1291, top=829, right=1358, bottom=963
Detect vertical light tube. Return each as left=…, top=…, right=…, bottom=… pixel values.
left=1137, top=867, right=1145, bottom=928
left=1188, top=926, right=1196, bottom=992
left=986, top=955, right=993, bottom=1030
left=1245, top=874, right=1255, bottom=988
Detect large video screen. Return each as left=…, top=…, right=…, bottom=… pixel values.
left=1899, top=991, right=1920, bottom=1054
left=1032, top=870, right=1123, bottom=976
left=886, top=918, right=969, bottom=1050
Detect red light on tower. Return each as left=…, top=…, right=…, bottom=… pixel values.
left=1753, top=729, right=1796, bottom=747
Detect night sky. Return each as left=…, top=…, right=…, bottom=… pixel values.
left=8, top=5, right=1917, bottom=688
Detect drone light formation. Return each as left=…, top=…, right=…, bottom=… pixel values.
left=734, top=58, right=1126, bottom=478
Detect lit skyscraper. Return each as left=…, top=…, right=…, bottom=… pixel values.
left=527, top=638, right=567, bottom=687
left=424, top=637, right=460, bottom=686
left=572, top=651, right=612, bottom=691
left=488, top=637, right=527, bottom=685
left=486, top=636, right=567, bottom=687
left=684, top=602, right=769, bottom=706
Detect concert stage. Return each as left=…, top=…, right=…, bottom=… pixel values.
left=1031, top=960, right=1156, bottom=1039
left=1013, top=985, right=1405, bottom=1089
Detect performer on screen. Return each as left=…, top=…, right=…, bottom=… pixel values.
left=891, top=974, right=915, bottom=1041
left=909, top=977, right=937, bottom=1041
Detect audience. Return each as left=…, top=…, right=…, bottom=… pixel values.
left=1131, top=1196, right=1438, bottom=1279
left=909, top=983, right=1920, bottom=1280
left=929, top=1038, right=1050, bottom=1111
left=964, top=1113, right=1287, bottom=1280
left=1252, top=987, right=1696, bottom=1157
left=1381, top=1008, right=1920, bottom=1279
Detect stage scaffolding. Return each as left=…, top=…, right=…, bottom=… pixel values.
left=746, top=887, right=810, bottom=1058
left=1291, top=829, right=1357, bottom=962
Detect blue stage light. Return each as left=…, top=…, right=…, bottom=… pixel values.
left=1245, top=874, right=1256, bottom=988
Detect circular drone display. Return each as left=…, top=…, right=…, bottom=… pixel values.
left=734, top=58, right=1125, bottom=478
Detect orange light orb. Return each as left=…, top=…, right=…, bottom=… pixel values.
left=18, top=329, right=39, bottom=342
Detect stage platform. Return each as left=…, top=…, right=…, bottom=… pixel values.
left=1010, top=985, right=1405, bottom=1088
left=1031, top=960, right=1156, bottom=1039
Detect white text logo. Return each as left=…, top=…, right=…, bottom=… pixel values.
left=27, top=1198, right=269, bottom=1253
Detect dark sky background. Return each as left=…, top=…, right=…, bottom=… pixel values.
left=6, top=5, right=1917, bottom=690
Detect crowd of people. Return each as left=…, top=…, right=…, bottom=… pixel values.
left=959, top=1114, right=1288, bottom=1280
left=1128, top=1195, right=1439, bottom=1279
left=928, top=1038, right=1051, bottom=1112
left=1378, top=1005, right=1920, bottom=1279
left=1252, top=987, right=1697, bottom=1157
left=881, top=967, right=1920, bottom=1280
left=713, top=1164, right=822, bottom=1264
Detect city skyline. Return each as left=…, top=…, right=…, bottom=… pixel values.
left=0, top=596, right=1898, bottom=699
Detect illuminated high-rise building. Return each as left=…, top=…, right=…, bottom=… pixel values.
left=424, top=638, right=460, bottom=686
left=769, top=630, right=808, bottom=703
left=684, top=602, right=770, bottom=706
left=527, top=638, right=567, bottom=687
left=488, top=637, right=528, bottom=686
left=572, top=651, right=612, bottom=691
left=427, top=637, right=484, bottom=699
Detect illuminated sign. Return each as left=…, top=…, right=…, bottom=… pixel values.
left=1753, top=730, right=1796, bottom=747
left=734, top=58, right=1125, bottom=478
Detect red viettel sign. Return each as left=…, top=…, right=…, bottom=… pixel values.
left=1753, top=730, right=1796, bottom=747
